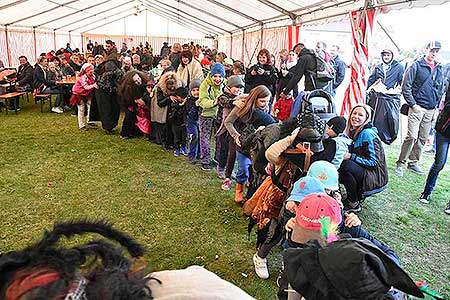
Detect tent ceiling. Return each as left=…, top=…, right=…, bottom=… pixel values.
left=0, top=0, right=449, bottom=35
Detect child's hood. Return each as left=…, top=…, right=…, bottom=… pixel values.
left=205, top=74, right=225, bottom=87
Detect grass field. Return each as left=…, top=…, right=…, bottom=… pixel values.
left=0, top=99, right=449, bottom=299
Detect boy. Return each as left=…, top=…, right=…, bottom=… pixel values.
left=186, top=79, right=202, bottom=163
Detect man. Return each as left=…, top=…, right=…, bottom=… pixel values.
left=69, top=54, right=81, bottom=72
left=86, top=40, right=94, bottom=53
left=86, top=55, right=95, bottom=65
left=160, top=41, right=170, bottom=57
left=60, top=57, right=75, bottom=76
left=120, top=42, right=128, bottom=54
left=94, top=54, right=104, bottom=66
left=65, top=43, right=73, bottom=54
left=132, top=54, right=142, bottom=71
left=330, top=45, right=346, bottom=96
left=367, top=49, right=404, bottom=90
left=141, top=47, right=153, bottom=71
left=395, top=41, right=444, bottom=176
left=7, top=56, right=33, bottom=111
left=169, top=43, right=182, bottom=71
left=281, top=43, right=319, bottom=96
left=122, top=56, right=134, bottom=73
left=92, top=42, right=100, bottom=56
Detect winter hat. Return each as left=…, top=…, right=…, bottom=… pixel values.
left=223, top=57, right=234, bottom=66
left=291, top=193, right=342, bottom=244
left=175, top=87, right=189, bottom=99
left=80, top=63, right=94, bottom=75
left=380, top=49, right=393, bottom=56
left=180, top=50, right=193, bottom=63
left=426, top=41, right=441, bottom=50
left=327, top=116, right=347, bottom=135
left=308, top=160, right=339, bottom=190
left=210, top=63, right=225, bottom=77
left=226, top=75, right=244, bottom=88
left=189, top=79, right=202, bottom=91
left=287, top=176, right=325, bottom=203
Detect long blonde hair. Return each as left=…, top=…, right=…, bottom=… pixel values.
left=237, top=85, right=271, bottom=118
left=345, top=104, right=372, bottom=140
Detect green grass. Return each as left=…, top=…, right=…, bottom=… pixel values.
left=0, top=99, right=449, bottom=299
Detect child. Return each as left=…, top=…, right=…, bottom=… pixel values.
left=273, top=92, right=294, bottom=121
left=70, top=63, right=97, bottom=131
left=168, top=87, right=189, bottom=156
left=198, top=63, right=226, bottom=171
left=215, top=75, right=245, bottom=187
left=117, top=71, right=150, bottom=139
left=186, top=79, right=202, bottom=163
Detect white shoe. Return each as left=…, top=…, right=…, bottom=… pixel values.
left=52, top=107, right=63, bottom=114
left=394, top=166, right=403, bottom=177
left=253, top=253, right=269, bottom=279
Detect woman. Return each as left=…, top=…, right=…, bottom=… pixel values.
left=176, top=50, right=204, bottom=86
left=339, top=104, right=388, bottom=212
left=32, top=56, right=63, bottom=114
left=224, top=85, right=275, bottom=203
left=245, top=49, right=278, bottom=97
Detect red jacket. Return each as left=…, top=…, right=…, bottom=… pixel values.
left=273, top=97, right=293, bottom=121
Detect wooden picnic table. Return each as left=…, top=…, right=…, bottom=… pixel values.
left=56, top=77, right=77, bottom=85
left=0, top=91, right=26, bottom=115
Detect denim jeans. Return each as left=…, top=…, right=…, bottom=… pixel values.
left=43, top=87, right=61, bottom=107
left=423, top=132, right=450, bottom=195
left=235, top=151, right=251, bottom=184
left=186, top=119, right=199, bottom=159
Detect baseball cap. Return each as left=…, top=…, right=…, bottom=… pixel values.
left=307, top=160, right=339, bottom=190
left=426, top=41, right=441, bottom=50
left=291, top=193, right=342, bottom=244
left=287, top=176, right=325, bottom=203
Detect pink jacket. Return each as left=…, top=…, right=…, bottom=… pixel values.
left=72, top=74, right=96, bottom=97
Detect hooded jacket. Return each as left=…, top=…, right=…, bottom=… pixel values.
left=198, top=74, right=224, bottom=118
left=402, top=57, right=444, bottom=109
left=349, top=123, right=388, bottom=196
left=367, top=59, right=404, bottom=90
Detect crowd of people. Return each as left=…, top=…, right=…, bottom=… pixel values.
left=1, top=37, right=449, bottom=299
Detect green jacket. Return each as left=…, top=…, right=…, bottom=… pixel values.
left=198, top=75, right=224, bottom=117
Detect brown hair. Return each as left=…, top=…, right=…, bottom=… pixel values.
left=345, top=104, right=372, bottom=140
left=157, top=71, right=182, bottom=96
left=232, top=61, right=245, bottom=75
left=237, top=85, right=271, bottom=118
left=118, top=70, right=149, bottom=108
left=257, top=49, right=271, bottom=62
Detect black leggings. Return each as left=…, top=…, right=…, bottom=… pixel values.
left=339, top=160, right=365, bottom=205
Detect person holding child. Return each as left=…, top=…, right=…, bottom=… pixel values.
left=339, top=104, right=388, bottom=212
left=70, top=63, right=98, bottom=131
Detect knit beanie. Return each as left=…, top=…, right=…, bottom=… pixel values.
left=226, top=75, right=244, bottom=88
left=210, top=63, right=225, bottom=77
left=189, top=79, right=202, bottom=91
left=327, top=116, right=347, bottom=135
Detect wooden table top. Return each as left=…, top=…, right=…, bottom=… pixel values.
left=56, top=78, right=77, bottom=85
left=0, top=91, right=26, bottom=98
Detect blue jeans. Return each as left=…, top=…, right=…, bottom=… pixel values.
left=186, top=119, right=199, bottom=159
left=423, top=132, right=450, bottom=195
left=236, top=151, right=251, bottom=184
left=43, top=87, right=61, bottom=107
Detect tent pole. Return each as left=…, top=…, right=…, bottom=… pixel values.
left=81, top=34, right=84, bottom=52
left=33, top=28, right=37, bottom=60
left=241, top=30, right=245, bottom=63
left=145, top=10, right=148, bottom=37
left=260, top=25, right=263, bottom=50
left=53, top=30, right=56, bottom=50
left=69, top=31, right=72, bottom=45
left=5, top=25, right=11, bottom=66
left=230, top=33, right=233, bottom=58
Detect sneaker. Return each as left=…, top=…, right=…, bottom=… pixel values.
left=51, top=107, right=64, bottom=114
left=253, top=253, right=269, bottom=279
left=394, top=166, right=403, bottom=177
left=388, top=289, right=407, bottom=300
left=444, top=201, right=450, bottom=215
left=221, top=178, right=232, bottom=191
left=181, top=146, right=189, bottom=156
left=407, top=164, right=425, bottom=175
left=217, top=166, right=226, bottom=179
left=201, top=163, right=212, bottom=171
left=423, top=149, right=436, bottom=156
left=63, top=105, right=71, bottom=111
left=79, top=126, right=88, bottom=132
left=418, top=192, right=431, bottom=204
left=8, top=107, right=21, bottom=111
left=87, top=122, right=98, bottom=129
left=174, top=149, right=180, bottom=157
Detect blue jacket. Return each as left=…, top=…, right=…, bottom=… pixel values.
left=349, top=124, right=388, bottom=196
left=332, top=55, right=346, bottom=90
left=402, top=57, right=444, bottom=109
left=367, top=60, right=404, bottom=90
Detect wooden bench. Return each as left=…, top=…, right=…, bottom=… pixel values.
left=0, top=92, right=26, bottom=115
left=34, top=94, right=52, bottom=113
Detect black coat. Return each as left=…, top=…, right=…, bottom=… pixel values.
left=32, top=65, right=55, bottom=91
left=283, top=48, right=318, bottom=93
left=245, top=63, right=278, bottom=94
left=16, top=62, right=33, bottom=86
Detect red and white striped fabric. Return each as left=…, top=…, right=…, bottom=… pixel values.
left=341, top=9, right=376, bottom=117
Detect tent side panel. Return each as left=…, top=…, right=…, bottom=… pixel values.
left=35, top=30, right=53, bottom=58
left=0, top=29, right=8, bottom=67
left=8, top=29, right=35, bottom=66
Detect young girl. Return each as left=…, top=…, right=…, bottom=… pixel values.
left=118, top=70, right=150, bottom=139
left=224, top=85, right=275, bottom=203
left=272, top=92, right=294, bottom=121
left=176, top=50, right=204, bottom=86
left=70, top=63, right=97, bottom=131
left=339, top=104, right=388, bottom=212
left=198, top=63, right=226, bottom=171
